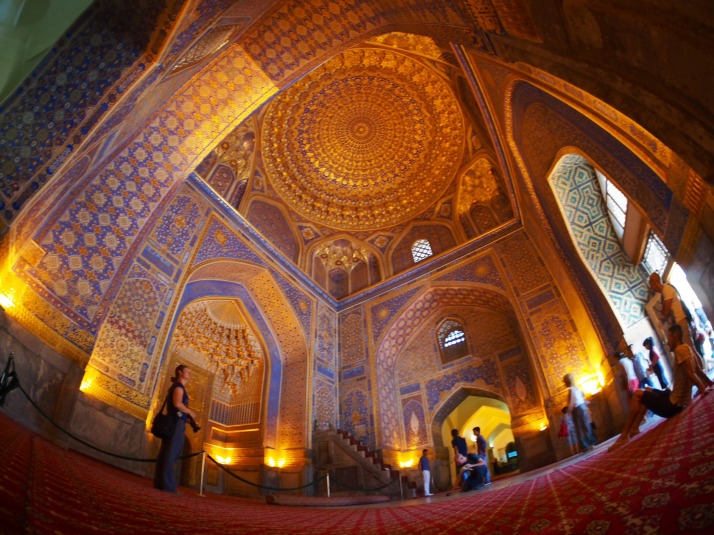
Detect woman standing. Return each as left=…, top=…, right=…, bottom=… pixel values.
left=563, top=373, right=596, bottom=452
left=643, top=337, right=669, bottom=389
left=154, top=364, right=197, bottom=493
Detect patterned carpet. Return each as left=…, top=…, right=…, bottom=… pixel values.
left=2, top=394, right=714, bottom=534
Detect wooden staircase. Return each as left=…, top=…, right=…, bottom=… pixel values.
left=312, top=429, right=401, bottom=499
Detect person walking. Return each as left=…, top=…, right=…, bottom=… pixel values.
left=154, top=364, right=198, bottom=493
left=617, top=351, right=638, bottom=396
left=472, top=426, right=491, bottom=484
left=558, top=406, right=578, bottom=456
left=643, top=337, right=668, bottom=389
left=563, top=373, right=596, bottom=452
left=630, top=344, right=654, bottom=389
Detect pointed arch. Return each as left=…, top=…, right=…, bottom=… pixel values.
left=166, top=259, right=309, bottom=450
left=373, top=282, right=541, bottom=451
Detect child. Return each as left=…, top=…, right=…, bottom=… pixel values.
left=559, top=406, right=577, bottom=456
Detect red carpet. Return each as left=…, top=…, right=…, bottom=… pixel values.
left=2, top=394, right=714, bottom=534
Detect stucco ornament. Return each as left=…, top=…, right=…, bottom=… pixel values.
left=262, top=47, right=464, bottom=230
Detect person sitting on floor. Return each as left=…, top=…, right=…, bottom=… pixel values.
left=454, top=452, right=488, bottom=492
left=609, top=324, right=711, bottom=451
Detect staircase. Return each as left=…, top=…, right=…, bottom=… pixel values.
left=312, top=429, right=401, bottom=499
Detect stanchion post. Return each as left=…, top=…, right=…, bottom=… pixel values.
left=326, top=472, right=331, bottom=498
left=399, top=475, right=403, bottom=500
left=199, top=451, right=206, bottom=497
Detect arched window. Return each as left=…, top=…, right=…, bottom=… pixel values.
left=642, top=231, right=668, bottom=276
left=411, top=239, right=433, bottom=263
left=437, top=319, right=468, bottom=363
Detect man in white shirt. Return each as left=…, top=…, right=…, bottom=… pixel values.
left=618, top=351, right=638, bottom=395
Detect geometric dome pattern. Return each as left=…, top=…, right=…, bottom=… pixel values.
left=262, top=48, right=465, bottom=230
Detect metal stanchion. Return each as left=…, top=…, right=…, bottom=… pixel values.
left=399, top=474, right=403, bottom=500
left=326, top=473, right=331, bottom=498
left=199, top=450, right=206, bottom=497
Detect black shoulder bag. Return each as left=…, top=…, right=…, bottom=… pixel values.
left=150, top=390, right=176, bottom=440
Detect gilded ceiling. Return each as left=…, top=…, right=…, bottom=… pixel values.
left=195, top=33, right=514, bottom=299
left=262, top=47, right=465, bottom=231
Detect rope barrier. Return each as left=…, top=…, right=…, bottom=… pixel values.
left=3, top=355, right=405, bottom=496
left=206, top=453, right=326, bottom=491
left=13, top=377, right=201, bottom=463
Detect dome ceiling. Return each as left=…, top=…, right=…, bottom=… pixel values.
left=261, top=47, right=465, bottom=231
left=196, top=33, right=515, bottom=300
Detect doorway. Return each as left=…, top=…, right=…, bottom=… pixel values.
left=440, top=395, right=516, bottom=486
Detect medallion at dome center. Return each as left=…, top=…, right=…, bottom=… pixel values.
left=262, top=48, right=464, bottom=230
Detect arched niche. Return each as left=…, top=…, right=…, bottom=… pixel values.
left=167, top=259, right=309, bottom=451
left=374, top=283, right=545, bottom=465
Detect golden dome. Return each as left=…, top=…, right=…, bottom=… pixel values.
left=262, top=47, right=464, bottom=230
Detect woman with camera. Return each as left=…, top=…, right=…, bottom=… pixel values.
left=153, top=364, right=198, bottom=493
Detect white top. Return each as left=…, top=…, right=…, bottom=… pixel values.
left=662, top=283, right=685, bottom=323
left=632, top=352, right=650, bottom=380
left=568, top=385, right=586, bottom=410
left=618, top=356, right=636, bottom=381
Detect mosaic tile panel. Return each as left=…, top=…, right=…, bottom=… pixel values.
left=314, top=380, right=337, bottom=432
left=341, top=387, right=373, bottom=448
left=434, top=254, right=506, bottom=289
left=369, top=287, right=422, bottom=344
left=0, top=3, right=158, bottom=228
left=193, top=216, right=313, bottom=335
left=315, top=302, right=337, bottom=367
left=527, top=299, right=588, bottom=394
left=13, top=155, right=91, bottom=248
left=511, top=82, right=672, bottom=235
left=494, top=231, right=550, bottom=295
left=88, top=263, right=170, bottom=409
left=314, top=302, right=338, bottom=431
left=339, top=309, right=367, bottom=368
left=240, top=0, right=384, bottom=83
left=550, top=154, right=649, bottom=327
left=246, top=200, right=298, bottom=263
left=501, top=356, right=537, bottom=414
left=424, top=359, right=501, bottom=411
left=402, top=396, right=428, bottom=448
left=152, top=193, right=206, bottom=258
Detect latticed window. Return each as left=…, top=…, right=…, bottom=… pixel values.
left=438, top=319, right=468, bottom=363
left=411, top=239, right=433, bottom=263
left=596, top=170, right=627, bottom=240
left=642, top=231, right=669, bottom=276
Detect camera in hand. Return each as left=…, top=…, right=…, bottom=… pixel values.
left=188, top=415, right=201, bottom=433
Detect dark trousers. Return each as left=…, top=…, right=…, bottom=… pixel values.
left=651, top=361, right=668, bottom=389
left=461, top=465, right=488, bottom=491
left=154, top=419, right=185, bottom=492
